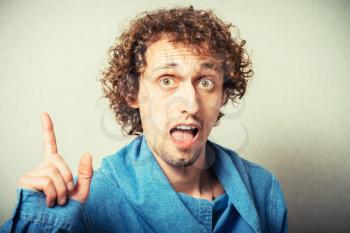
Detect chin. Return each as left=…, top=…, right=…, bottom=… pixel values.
left=165, top=150, right=201, bottom=168
left=171, top=158, right=196, bottom=167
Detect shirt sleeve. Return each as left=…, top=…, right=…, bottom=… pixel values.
left=270, top=177, right=288, bottom=233
left=0, top=189, right=89, bottom=233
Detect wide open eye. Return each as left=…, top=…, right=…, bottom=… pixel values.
left=198, top=78, right=214, bottom=90
left=159, top=77, right=175, bottom=88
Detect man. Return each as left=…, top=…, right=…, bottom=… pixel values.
left=1, top=6, right=287, bottom=233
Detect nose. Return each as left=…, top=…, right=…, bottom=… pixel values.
left=175, top=80, right=199, bottom=116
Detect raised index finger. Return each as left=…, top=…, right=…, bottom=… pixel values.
left=41, top=112, right=58, bottom=158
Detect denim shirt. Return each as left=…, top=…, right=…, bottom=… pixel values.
left=1, top=136, right=288, bottom=233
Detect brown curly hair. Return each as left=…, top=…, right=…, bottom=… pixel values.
left=101, top=6, right=253, bottom=135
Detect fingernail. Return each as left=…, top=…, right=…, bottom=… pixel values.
left=59, top=196, right=66, bottom=205
left=67, top=181, right=75, bottom=192
left=47, top=201, right=54, bottom=208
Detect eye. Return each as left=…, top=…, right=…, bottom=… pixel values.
left=198, top=78, right=214, bottom=90
left=159, top=77, right=175, bottom=88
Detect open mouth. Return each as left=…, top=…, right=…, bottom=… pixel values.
left=169, top=125, right=199, bottom=148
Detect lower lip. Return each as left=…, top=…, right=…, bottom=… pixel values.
left=170, top=131, right=200, bottom=149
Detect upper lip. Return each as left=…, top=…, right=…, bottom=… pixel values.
left=169, top=122, right=201, bottom=133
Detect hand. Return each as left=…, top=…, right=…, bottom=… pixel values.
left=18, top=112, right=93, bottom=207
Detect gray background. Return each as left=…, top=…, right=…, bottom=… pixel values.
left=0, top=0, right=349, bottom=232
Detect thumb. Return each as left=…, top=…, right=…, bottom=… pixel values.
left=70, top=153, right=93, bottom=203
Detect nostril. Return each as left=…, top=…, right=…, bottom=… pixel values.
left=169, top=96, right=199, bottom=115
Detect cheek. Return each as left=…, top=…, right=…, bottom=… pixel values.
left=140, top=90, right=169, bottom=135
left=200, top=96, right=222, bottom=128
left=203, top=92, right=222, bottom=112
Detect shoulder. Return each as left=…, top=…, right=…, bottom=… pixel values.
left=211, top=142, right=288, bottom=232
left=211, top=142, right=276, bottom=186
left=90, top=136, right=143, bottom=189
left=210, top=141, right=285, bottom=205
left=241, top=157, right=278, bottom=190
left=83, top=137, right=144, bottom=214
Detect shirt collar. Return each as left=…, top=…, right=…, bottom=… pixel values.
left=208, top=140, right=261, bottom=233
left=102, top=136, right=261, bottom=233
left=102, top=136, right=208, bottom=232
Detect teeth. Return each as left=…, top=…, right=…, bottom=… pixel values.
left=176, top=125, right=196, bottom=130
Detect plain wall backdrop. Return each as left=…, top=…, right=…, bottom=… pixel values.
left=0, top=0, right=349, bottom=232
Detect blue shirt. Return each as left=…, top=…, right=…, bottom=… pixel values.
left=1, top=136, right=288, bottom=233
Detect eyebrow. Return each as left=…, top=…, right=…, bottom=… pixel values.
left=153, top=62, right=221, bottom=72
left=155, top=62, right=178, bottom=71
left=200, top=62, right=221, bottom=71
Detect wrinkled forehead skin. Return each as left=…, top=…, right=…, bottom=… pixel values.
left=139, top=34, right=225, bottom=76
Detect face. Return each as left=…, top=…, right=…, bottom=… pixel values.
left=133, top=39, right=224, bottom=167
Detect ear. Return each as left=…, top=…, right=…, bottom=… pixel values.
left=126, top=97, right=139, bottom=109
left=221, top=91, right=227, bottom=106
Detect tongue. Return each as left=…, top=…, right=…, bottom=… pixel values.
left=171, top=130, right=194, bottom=141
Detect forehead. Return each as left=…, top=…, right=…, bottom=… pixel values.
left=144, top=39, right=222, bottom=72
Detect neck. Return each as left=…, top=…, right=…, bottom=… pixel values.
left=154, top=148, right=216, bottom=200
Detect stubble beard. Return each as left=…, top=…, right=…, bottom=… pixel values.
left=154, top=141, right=203, bottom=168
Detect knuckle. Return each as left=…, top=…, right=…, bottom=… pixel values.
left=46, top=192, right=56, bottom=201
left=50, top=158, right=72, bottom=182
left=43, top=185, right=56, bottom=199
left=79, top=169, right=91, bottom=178
left=56, top=186, right=67, bottom=197
left=47, top=166, right=59, bottom=175
left=56, top=184, right=67, bottom=196
left=63, top=170, right=73, bottom=182
left=43, top=177, right=53, bottom=188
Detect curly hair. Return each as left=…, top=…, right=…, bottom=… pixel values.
left=101, top=6, right=253, bottom=135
